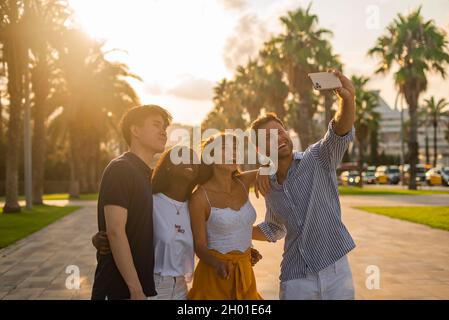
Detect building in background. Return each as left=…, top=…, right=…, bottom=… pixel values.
left=375, top=91, right=449, bottom=166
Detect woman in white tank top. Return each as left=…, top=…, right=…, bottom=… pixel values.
left=188, top=133, right=263, bottom=300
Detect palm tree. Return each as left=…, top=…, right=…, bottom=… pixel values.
left=352, top=75, right=380, bottom=187
left=203, top=78, right=246, bottom=131
left=0, top=57, right=5, bottom=137
left=369, top=118, right=379, bottom=165
left=259, top=40, right=289, bottom=122
left=275, top=4, right=332, bottom=149
left=53, top=29, right=140, bottom=196
left=423, top=97, right=449, bottom=167
left=26, top=0, right=72, bottom=204
left=0, top=0, right=30, bottom=212
left=446, top=120, right=449, bottom=148
left=368, top=7, right=449, bottom=189
left=234, top=59, right=265, bottom=122
left=418, top=105, right=431, bottom=164
left=315, top=41, right=342, bottom=128
left=0, top=91, right=3, bottom=138
left=203, top=81, right=227, bottom=131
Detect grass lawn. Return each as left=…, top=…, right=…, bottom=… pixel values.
left=0, top=205, right=81, bottom=248
left=0, top=193, right=98, bottom=202
left=339, top=186, right=449, bottom=196
left=249, top=186, right=449, bottom=196
left=42, top=193, right=98, bottom=201
left=354, top=206, right=449, bottom=231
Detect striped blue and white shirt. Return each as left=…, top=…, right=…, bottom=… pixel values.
left=258, top=120, right=356, bottom=282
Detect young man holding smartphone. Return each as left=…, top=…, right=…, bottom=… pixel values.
left=251, top=70, right=357, bottom=300
left=91, top=105, right=171, bottom=300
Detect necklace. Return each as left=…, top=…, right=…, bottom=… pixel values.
left=170, top=200, right=186, bottom=234
left=170, top=199, right=186, bottom=215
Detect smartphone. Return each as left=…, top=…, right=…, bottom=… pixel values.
left=308, top=72, right=342, bottom=91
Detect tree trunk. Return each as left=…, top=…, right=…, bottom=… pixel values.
left=87, top=152, right=98, bottom=193
left=369, top=126, right=378, bottom=165
left=358, top=139, right=364, bottom=188
left=0, top=94, right=3, bottom=137
left=86, top=134, right=100, bottom=193
left=68, top=160, right=80, bottom=198
left=4, top=97, right=22, bottom=212
left=433, top=120, right=438, bottom=167
left=3, top=41, right=24, bottom=213
left=425, top=130, right=430, bottom=165
left=68, top=126, right=80, bottom=198
left=69, top=117, right=92, bottom=194
left=357, top=125, right=368, bottom=188
left=406, top=92, right=419, bottom=190
left=31, top=58, right=49, bottom=205
left=32, top=99, right=46, bottom=205
left=79, top=152, right=89, bottom=193
left=296, top=92, right=313, bottom=150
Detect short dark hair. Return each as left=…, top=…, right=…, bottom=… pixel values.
left=119, top=104, right=172, bottom=146
left=249, top=112, right=286, bottom=146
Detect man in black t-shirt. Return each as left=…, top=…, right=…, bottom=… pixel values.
left=91, top=105, right=172, bottom=300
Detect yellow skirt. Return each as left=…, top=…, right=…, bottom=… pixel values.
left=187, top=248, right=263, bottom=300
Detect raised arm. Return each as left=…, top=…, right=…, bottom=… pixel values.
left=332, top=70, right=356, bottom=135
left=310, top=71, right=356, bottom=171
left=104, top=205, right=146, bottom=300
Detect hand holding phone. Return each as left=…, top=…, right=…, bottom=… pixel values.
left=308, top=72, right=343, bottom=91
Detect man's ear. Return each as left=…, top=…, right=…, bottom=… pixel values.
left=130, top=124, right=140, bottom=141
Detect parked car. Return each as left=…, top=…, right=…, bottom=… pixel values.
left=375, top=166, right=400, bottom=184
left=426, top=168, right=443, bottom=186
left=402, top=164, right=427, bottom=185
left=340, top=171, right=360, bottom=186
left=441, top=167, right=449, bottom=186
left=362, top=166, right=377, bottom=184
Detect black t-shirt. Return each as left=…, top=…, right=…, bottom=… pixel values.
left=91, top=152, right=156, bottom=300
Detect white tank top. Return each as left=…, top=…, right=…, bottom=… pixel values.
left=152, top=193, right=194, bottom=280
left=201, top=178, right=256, bottom=254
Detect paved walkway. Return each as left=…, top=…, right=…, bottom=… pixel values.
left=1, top=194, right=449, bottom=299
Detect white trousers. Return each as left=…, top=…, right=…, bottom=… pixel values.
left=149, top=273, right=188, bottom=300
left=279, top=255, right=355, bottom=300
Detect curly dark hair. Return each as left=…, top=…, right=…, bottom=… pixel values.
left=151, top=145, right=204, bottom=199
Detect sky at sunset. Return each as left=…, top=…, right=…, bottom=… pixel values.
left=69, top=0, right=449, bottom=125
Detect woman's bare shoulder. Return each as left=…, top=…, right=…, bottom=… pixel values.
left=190, top=186, right=208, bottom=209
